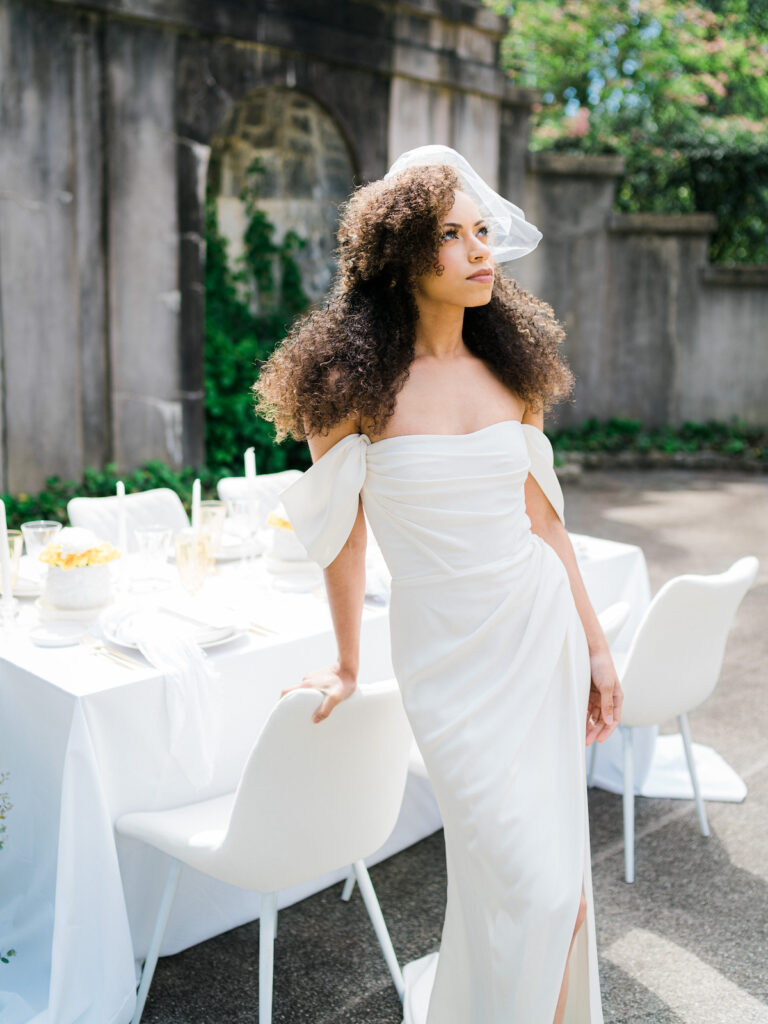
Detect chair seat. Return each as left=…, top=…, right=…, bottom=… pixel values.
left=117, top=792, right=234, bottom=870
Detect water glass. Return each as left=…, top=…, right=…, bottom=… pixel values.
left=174, top=529, right=210, bottom=596
left=21, top=520, right=62, bottom=572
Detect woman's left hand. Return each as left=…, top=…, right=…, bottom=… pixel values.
left=586, top=648, right=623, bottom=746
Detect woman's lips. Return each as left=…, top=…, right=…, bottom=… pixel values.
left=467, top=272, right=493, bottom=283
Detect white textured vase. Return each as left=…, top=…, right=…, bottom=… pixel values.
left=44, top=564, right=111, bottom=610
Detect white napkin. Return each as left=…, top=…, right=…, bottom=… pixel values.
left=100, top=604, right=221, bottom=787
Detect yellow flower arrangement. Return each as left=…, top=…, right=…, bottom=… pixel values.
left=266, top=510, right=294, bottom=532
left=39, top=540, right=121, bottom=570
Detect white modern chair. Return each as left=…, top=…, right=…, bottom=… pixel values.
left=588, top=556, right=759, bottom=883
left=68, top=488, right=189, bottom=552
left=116, top=678, right=413, bottom=1024
left=217, top=470, right=302, bottom=523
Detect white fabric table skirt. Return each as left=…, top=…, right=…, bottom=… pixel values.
left=0, top=533, right=650, bottom=1024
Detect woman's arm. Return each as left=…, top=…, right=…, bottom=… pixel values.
left=521, top=407, right=623, bottom=745
left=279, top=413, right=367, bottom=723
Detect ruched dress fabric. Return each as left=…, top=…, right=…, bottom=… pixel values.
left=280, top=420, right=603, bottom=1024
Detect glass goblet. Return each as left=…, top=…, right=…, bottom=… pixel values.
left=0, top=530, right=23, bottom=596
left=132, top=524, right=173, bottom=592
left=199, top=501, right=227, bottom=571
left=225, top=497, right=264, bottom=573
left=174, top=529, right=210, bottom=597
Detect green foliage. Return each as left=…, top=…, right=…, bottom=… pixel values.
left=548, top=416, right=768, bottom=458
left=1, top=462, right=220, bottom=531
left=204, top=158, right=312, bottom=476
left=2, top=418, right=764, bottom=533
left=491, top=0, right=768, bottom=262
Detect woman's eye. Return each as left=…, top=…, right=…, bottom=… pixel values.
left=441, top=229, right=458, bottom=241
left=478, top=226, right=489, bottom=237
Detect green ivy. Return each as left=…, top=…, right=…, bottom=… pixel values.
left=204, top=158, right=312, bottom=477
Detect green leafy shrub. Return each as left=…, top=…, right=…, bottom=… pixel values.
left=491, top=0, right=768, bottom=263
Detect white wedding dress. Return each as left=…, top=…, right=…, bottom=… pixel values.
left=281, top=419, right=603, bottom=1024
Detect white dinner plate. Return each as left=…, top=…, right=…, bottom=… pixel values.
left=99, top=605, right=242, bottom=651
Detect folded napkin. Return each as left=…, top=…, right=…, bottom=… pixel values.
left=100, top=603, right=221, bottom=788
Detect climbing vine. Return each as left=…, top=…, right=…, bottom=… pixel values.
left=203, top=158, right=312, bottom=476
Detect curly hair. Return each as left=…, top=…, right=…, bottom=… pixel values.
left=252, top=165, right=574, bottom=442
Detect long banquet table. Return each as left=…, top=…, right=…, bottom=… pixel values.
left=0, top=532, right=651, bottom=1024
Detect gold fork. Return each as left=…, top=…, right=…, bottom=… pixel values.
left=79, top=634, right=145, bottom=669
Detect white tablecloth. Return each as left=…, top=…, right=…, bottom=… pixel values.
left=0, top=533, right=651, bottom=1024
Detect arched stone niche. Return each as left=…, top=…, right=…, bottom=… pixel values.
left=208, top=87, right=357, bottom=304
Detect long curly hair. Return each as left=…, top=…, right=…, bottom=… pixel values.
left=252, top=165, right=574, bottom=442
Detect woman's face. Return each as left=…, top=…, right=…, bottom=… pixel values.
left=414, top=189, right=495, bottom=307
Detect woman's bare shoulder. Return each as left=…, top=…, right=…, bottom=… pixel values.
left=304, top=412, right=363, bottom=464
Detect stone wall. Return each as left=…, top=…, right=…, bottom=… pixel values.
left=515, top=151, right=768, bottom=429
left=1, top=0, right=766, bottom=495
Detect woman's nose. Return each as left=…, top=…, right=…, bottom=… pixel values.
left=469, top=236, right=491, bottom=260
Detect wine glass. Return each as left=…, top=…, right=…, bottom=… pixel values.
left=1, top=530, right=23, bottom=625
left=174, top=529, right=210, bottom=596
left=225, top=496, right=264, bottom=574
left=199, top=501, right=227, bottom=571
left=132, top=524, right=173, bottom=591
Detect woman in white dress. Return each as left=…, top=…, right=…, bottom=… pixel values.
left=254, top=146, right=622, bottom=1024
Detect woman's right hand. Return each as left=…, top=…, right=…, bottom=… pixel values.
left=280, top=660, right=358, bottom=723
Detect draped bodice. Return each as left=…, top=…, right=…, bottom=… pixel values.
left=280, top=420, right=564, bottom=586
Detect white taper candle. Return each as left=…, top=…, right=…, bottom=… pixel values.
left=116, top=480, right=127, bottom=553
left=192, top=478, right=201, bottom=530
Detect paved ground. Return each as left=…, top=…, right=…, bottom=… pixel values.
left=143, top=470, right=768, bottom=1024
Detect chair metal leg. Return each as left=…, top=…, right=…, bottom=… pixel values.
left=259, top=891, right=278, bottom=1024
left=587, top=737, right=599, bottom=787
left=622, top=726, right=635, bottom=884
left=131, top=859, right=182, bottom=1024
left=353, top=859, right=405, bottom=1003
left=677, top=712, right=711, bottom=837
left=341, top=864, right=356, bottom=902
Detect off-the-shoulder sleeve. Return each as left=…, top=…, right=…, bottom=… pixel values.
left=279, top=433, right=370, bottom=568
left=520, top=424, right=565, bottom=527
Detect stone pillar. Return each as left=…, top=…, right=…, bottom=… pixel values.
left=105, top=20, right=184, bottom=470
left=519, top=152, right=625, bottom=426
left=606, top=212, right=716, bottom=426
left=0, top=1, right=108, bottom=494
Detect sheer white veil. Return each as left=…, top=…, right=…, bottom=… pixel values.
left=384, top=144, right=542, bottom=263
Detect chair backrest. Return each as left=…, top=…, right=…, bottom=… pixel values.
left=217, top=471, right=302, bottom=525
left=597, top=601, right=631, bottom=649
left=215, top=678, right=412, bottom=892
left=620, top=556, right=759, bottom=727
left=67, top=488, right=189, bottom=552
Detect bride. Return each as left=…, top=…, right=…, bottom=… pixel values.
left=254, top=145, right=622, bottom=1023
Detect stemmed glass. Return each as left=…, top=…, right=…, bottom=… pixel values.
left=225, top=497, right=264, bottom=575
left=174, top=529, right=210, bottom=597
left=199, top=501, right=227, bottom=572
left=131, top=525, right=173, bottom=592
left=0, top=530, right=23, bottom=626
